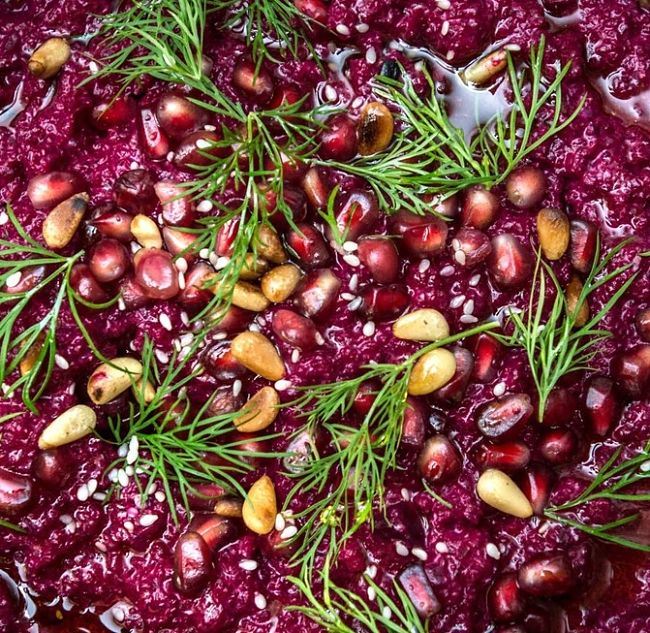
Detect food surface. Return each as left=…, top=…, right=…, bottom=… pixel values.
left=1, top=0, right=650, bottom=632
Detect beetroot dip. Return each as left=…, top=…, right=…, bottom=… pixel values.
left=1, top=0, right=650, bottom=632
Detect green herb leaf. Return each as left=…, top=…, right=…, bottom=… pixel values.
left=0, top=518, right=26, bottom=533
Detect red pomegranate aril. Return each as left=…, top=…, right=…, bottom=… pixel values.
left=207, top=387, right=244, bottom=418
left=417, top=435, right=461, bottom=482
left=328, top=190, right=380, bottom=242
left=263, top=185, right=307, bottom=230
left=452, top=228, right=492, bottom=267
left=154, top=181, right=195, bottom=227
left=216, top=216, right=240, bottom=257
left=91, top=96, right=132, bottom=130
left=215, top=305, right=253, bottom=334
left=472, top=333, right=502, bottom=382
left=476, top=442, right=530, bottom=472
left=286, top=224, right=330, bottom=268
left=477, top=393, right=534, bottom=440
left=163, top=227, right=198, bottom=259
left=488, top=573, right=527, bottom=623
left=192, top=515, right=236, bottom=552
left=401, top=397, right=426, bottom=446
left=138, top=108, right=170, bottom=159
left=433, top=194, right=459, bottom=219
left=185, top=483, right=227, bottom=510
left=135, top=248, right=180, bottom=300
left=488, top=234, right=532, bottom=288
left=432, top=347, right=474, bottom=403
left=302, top=167, right=329, bottom=210
left=358, top=236, right=400, bottom=284
left=3, top=265, right=46, bottom=295
left=461, top=185, right=498, bottom=229
left=505, top=166, right=546, bottom=209
left=232, top=58, right=274, bottom=104
left=91, top=210, right=133, bottom=242
left=541, top=387, right=577, bottom=427
left=518, top=553, right=575, bottom=597
left=89, top=239, right=129, bottom=283
left=360, top=284, right=410, bottom=321
left=120, top=276, right=150, bottom=309
left=32, top=449, right=70, bottom=489
left=352, top=380, right=379, bottom=416
left=569, top=220, right=598, bottom=274
left=156, top=93, right=208, bottom=139
left=272, top=309, right=319, bottom=350
left=398, top=565, right=442, bottom=618
left=612, top=345, right=650, bottom=399
left=202, top=341, right=247, bottom=380
left=294, top=0, right=328, bottom=22
left=583, top=375, right=620, bottom=436
left=173, top=531, right=211, bottom=595
left=538, top=429, right=577, bottom=464
left=179, top=262, right=213, bottom=309
left=319, top=115, right=358, bottom=161
left=27, top=171, right=84, bottom=209
left=0, top=468, right=32, bottom=515
left=636, top=308, right=650, bottom=342
left=296, top=268, right=341, bottom=320
left=70, top=264, right=109, bottom=303
left=401, top=218, right=449, bottom=258
left=174, top=130, right=229, bottom=171
left=113, top=169, right=157, bottom=215
left=518, top=464, right=554, bottom=515
left=268, top=85, right=302, bottom=109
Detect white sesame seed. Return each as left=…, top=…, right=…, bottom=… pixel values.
left=441, top=20, right=450, bottom=35
left=195, top=138, right=212, bottom=150
left=395, top=542, right=409, bottom=556
left=254, top=593, right=267, bottom=609
left=88, top=61, right=99, bottom=74
left=180, top=333, right=194, bottom=347
left=54, top=354, right=69, bottom=370
left=197, top=199, right=213, bottom=213
left=451, top=239, right=461, bottom=250
left=139, top=514, right=159, bottom=527
left=469, top=274, right=481, bottom=287
left=65, top=522, right=76, bottom=534
left=159, top=313, right=173, bottom=331
left=67, top=384, right=75, bottom=395
left=349, top=274, right=359, bottom=291
left=239, top=559, right=258, bottom=571
left=435, top=542, right=449, bottom=554
left=343, top=254, right=360, bottom=267
left=324, top=85, right=338, bottom=102
left=493, top=382, right=506, bottom=397
left=440, top=265, right=455, bottom=276
left=232, top=379, right=242, bottom=397
left=130, top=161, right=140, bottom=170
left=215, top=256, right=230, bottom=270
left=463, top=299, right=475, bottom=315
left=77, top=484, right=89, bottom=502
left=315, top=332, right=325, bottom=345
left=0, top=211, right=7, bottom=225
left=341, top=292, right=355, bottom=301
left=412, top=547, right=428, bottom=561
left=118, top=298, right=126, bottom=311
left=199, top=248, right=210, bottom=260
left=505, top=43, right=521, bottom=52
left=362, top=321, right=376, bottom=337
left=437, top=0, right=451, bottom=9
left=382, top=606, right=392, bottom=619
left=275, top=514, right=286, bottom=532
left=460, top=314, right=478, bottom=324
left=291, top=349, right=300, bottom=363
left=93, top=492, right=106, bottom=501
left=87, top=478, right=98, bottom=495
left=180, top=312, right=190, bottom=326
left=281, top=525, right=298, bottom=540
left=203, top=124, right=217, bottom=132
left=117, top=469, right=129, bottom=488
left=155, top=490, right=166, bottom=503
left=348, top=296, right=363, bottom=311
left=175, top=258, right=188, bottom=273
left=249, top=323, right=261, bottom=333
left=5, top=272, right=21, bottom=288
left=124, top=520, right=134, bottom=533
left=367, top=586, right=376, bottom=601
left=401, top=487, right=412, bottom=501
left=356, top=23, right=370, bottom=33
left=418, top=259, right=431, bottom=273
left=125, top=465, right=134, bottom=477
left=118, top=444, right=128, bottom=458
left=275, top=379, right=292, bottom=391
left=343, top=241, right=358, bottom=253
left=641, top=460, right=650, bottom=472
left=108, top=469, right=118, bottom=483
left=446, top=50, right=456, bottom=61
left=335, top=24, right=351, bottom=36
left=486, top=543, right=501, bottom=560
left=450, top=295, right=466, bottom=309
left=60, top=514, right=73, bottom=525
left=95, top=541, right=107, bottom=553
left=366, top=564, right=378, bottom=579
left=365, top=47, right=377, bottom=64
left=454, top=249, right=467, bottom=265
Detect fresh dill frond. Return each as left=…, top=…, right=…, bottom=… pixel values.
left=0, top=518, right=26, bottom=533
left=493, top=238, right=637, bottom=421
left=545, top=443, right=650, bottom=553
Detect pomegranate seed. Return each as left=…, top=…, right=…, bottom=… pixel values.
left=91, top=96, right=133, bottom=131
left=476, top=393, right=534, bottom=440
left=488, top=573, right=526, bottom=623
left=163, top=227, right=198, bottom=260
left=89, top=238, right=129, bottom=283
left=472, top=333, right=502, bottom=382
left=135, top=248, right=180, bottom=300
left=192, top=515, right=236, bottom=552
left=3, top=265, right=46, bottom=295
left=0, top=467, right=32, bottom=515
left=417, top=435, right=461, bottom=482
left=272, top=309, right=319, bottom=350
left=488, top=234, right=532, bottom=288
left=432, top=346, right=474, bottom=403
left=27, top=171, right=84, bottom=209
left=284, top=428, right=324, bottom=472
left=432, top=195, right=459, bottom=219
left=401, top=218, right=449, bottom=258
left=518, top=553, right=575, bottom=597
left=91, top=209, right=133, bottom=242
left=505, top=166, right=546, bottom=209
left=32, top=449, right=70, bottom=489
left=286, top=224, right=330, bottom=268
left=179, top=262, right=213, bottom=309
left=401, top=397, right=426, bottom=446
left=70, top=264, right=109, bottom=303
left=154, top=181, right=195, bottom=227
left=207, top=386, right=244, bottom=418
left=328, top=190, right=380, bottom=242
left=202, top=341, right=247, bottom=380
left=569, top=220, right=598, bottom=274
left=296, top=268, right=341, bottom=320
left=137, top=108, right=170, bottom=159
left=120, top=276, right=150, bottom=309
left=538, top=429, right=577, bottom=464
left=352, top=380, right=379, bottom=416
left=186, top=484, right=227, bottom=511
left=398, top=565, right=441, bottom=618
left=113, top=169, right=157, bottom=215
left=475, top=441, right=530, bottom=472
left=612, top=345, right=650, bottom=399
left=174, top=130, right=229, bottom=172
left=360, top=284, right=410, bottom=321
left=294, top=0, right=328, bottom=22
left=452, top=228, right=492, bottom=267
left=302, top=167, right=330, bottom=210
left=518, top=464, right=554, bottom=515
left=215, top=305, right=254, bottom=334
left=541, top=387, right=577, bottom=427
left=264, top=185, right=307, bottom=230
left=358, top=236, right=400, bottom=283
left=216, top=217, right=240, bottom=257
left=636, top=308, right=650, bottom=342
left=268, top=85, right=302, bottom=109
left=173, top=531, right=211, bottom=595
left=233, top=58, right=274, bottom=104
left=461, top=186, right=499, bottom=229
left=156, top=93, right=208, bottom=139
left=583, top=375, right=620, bottom=436
left=319, top=115, right=358, bottom=161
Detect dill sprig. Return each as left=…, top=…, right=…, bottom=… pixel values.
left=493, top=238, right=636, bottom=421
left=283, top=321, right=500, bottom=578
left=324, top=36, right=585, bottom=216
left=545, top=443, right=650, bottom=553
left=106, top=334, right=285, bottom=523
left=0, top=205, right=114, bottom=413
left=0, top=518, right=26, bottom=533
